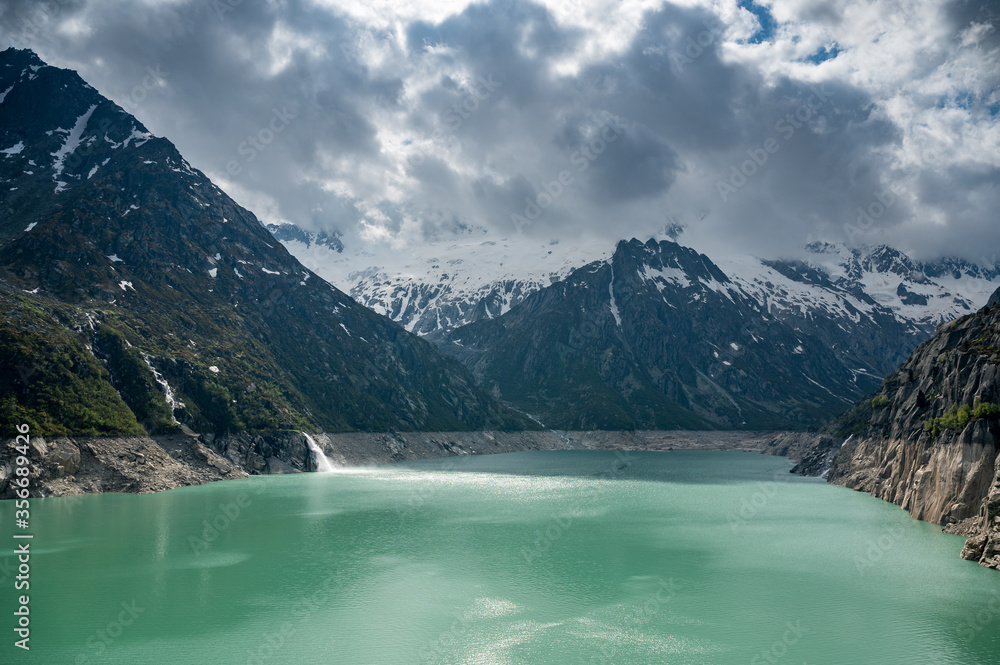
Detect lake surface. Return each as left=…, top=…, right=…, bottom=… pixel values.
left=3, top=450, right=1000, bottom=664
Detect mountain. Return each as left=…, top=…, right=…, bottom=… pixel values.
left=434, top=238, right=891, bottom=430
left=797, top=241, right=1000, bottom=329
left=824, top=287, right=1000, bottom=571
left=265, top=222, right=344, bottom=253
left=434, top=238, right=999, bottom=430
left=266, top=221, right=1000, bottom=430
left=272, top=230, right=1000, bottom=343
left=274, top=230, right=612, bottom=337
left=0, top=48, right=530, bottom=447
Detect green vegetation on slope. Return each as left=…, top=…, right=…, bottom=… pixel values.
left=0, top=294, right=144, bottom=437
left=923, top=399, right=1000, bottom=438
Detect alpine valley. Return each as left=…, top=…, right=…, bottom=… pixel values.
left=3, top=48, right=1000, bottom=575
left=276, top=229, right=1000, bottom=430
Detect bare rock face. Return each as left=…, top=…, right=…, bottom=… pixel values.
left=0, top=434, right=248, bottom=498
left=976, top=453, right=1000, bottom=569
left=826, top=288, right=1000, bottom=571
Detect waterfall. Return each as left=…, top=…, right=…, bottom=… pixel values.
left=140, top=353, right=184, bottom=424
left=821, top=435, right=855, bottom=479
left=304, top=433, right=336, bottom=473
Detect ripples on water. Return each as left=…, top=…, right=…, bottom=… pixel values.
left=3, top=450, right=1000, bottom=664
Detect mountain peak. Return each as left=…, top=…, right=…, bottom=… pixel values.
left=988, top=287, right=1000, bottom=310
left=0, top=47, right=45, bottom=69
left=0, top=50, right=167, bottom=243
left=0, top=50, right=531, bottom=437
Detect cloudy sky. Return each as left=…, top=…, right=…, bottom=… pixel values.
left=2, top=0, right=998, bottom=262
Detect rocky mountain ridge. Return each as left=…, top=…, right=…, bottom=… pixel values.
left=0, top=48, right=531, bottom=449
left=436, top=238, right=916, bottom=430
left=825, top=286, right=1000, bottom=570
left=273, top=227, right=1000, bottom=341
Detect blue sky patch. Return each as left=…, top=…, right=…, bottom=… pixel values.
left=739, top=0, right=778, bottom=44
left=805, top=43, right=842, bottom=64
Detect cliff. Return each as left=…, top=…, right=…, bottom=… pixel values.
left=826, top=286, right=1000, bottom=570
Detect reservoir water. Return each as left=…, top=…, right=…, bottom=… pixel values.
left=3, top=450, right=999, bottom=664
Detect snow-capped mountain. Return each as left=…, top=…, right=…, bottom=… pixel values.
left=272, top=228, right=613, bottom=335
left=265, top=227, right=1000, bottom=430
left=433, top=239, right=998, bottom=430
left=441, top=238, right=881, bottom=430
left=270, top=225, right=1000, bottom=344
left=795, top=242, right=1000, bottom=328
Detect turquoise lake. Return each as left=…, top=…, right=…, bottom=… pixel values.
left=3, top=450, right=1000, bottom=664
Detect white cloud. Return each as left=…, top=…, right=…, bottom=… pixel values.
left=3, top=0, right=998, bottom=261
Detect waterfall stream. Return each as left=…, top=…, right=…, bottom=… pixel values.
left=304, top=433, right=336, bottom=473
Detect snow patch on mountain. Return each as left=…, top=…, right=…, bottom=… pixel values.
left=275, top=231, right=612, bottom=335
left=608, top=264, right=622, bottom=327
left=642, top=265, right=691, bottom=289
left=122, top=126, right=154, bottom=148
left=1, top=141, right=24, bottom=156
left=50, top=104, right=98, bottom=188
left=271, top=226, right=1000, bottom=341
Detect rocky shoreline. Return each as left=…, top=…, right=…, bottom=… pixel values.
left=6, top=424, right=997, bottom=573
left=1, top=428, right=825, bottom=499
left=822, top=294, right=1000, bottom=572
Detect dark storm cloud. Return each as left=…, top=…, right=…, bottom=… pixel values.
left=946, top=0, right=1000, bottom=47
left=0, top=0, right=395, bottom=236
left=0, top=0, right=997, bottom=261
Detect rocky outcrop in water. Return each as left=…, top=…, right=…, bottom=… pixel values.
left=825, top=287, right=1000, bottom=570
